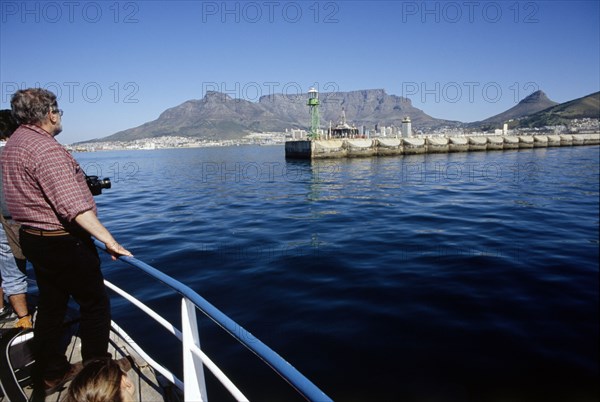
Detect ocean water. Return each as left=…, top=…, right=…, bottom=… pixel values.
left=74, top=145, right=599, bottom=402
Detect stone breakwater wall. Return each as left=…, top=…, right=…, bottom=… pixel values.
left=284, top=134, right=600, bottom=159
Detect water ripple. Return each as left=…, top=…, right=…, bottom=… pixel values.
left=78, top=145, right=599, bottom=401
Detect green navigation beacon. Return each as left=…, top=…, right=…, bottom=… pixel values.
left=307, top=87, right=320, bottom=140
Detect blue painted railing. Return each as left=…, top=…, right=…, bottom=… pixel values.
left=94, top=239, right=332, bottom=402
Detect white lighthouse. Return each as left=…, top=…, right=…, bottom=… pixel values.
left=401, top=116, right=412, bottom=138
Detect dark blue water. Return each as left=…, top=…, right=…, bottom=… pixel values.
left=75, top=145, right=599, bottom=402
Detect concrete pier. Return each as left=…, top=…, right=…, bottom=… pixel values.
left=533, top=135, right=548, bottom=147
left=448, top=137, right=469, bottom=152
left=285, top=133, right=600, bottom=159
left=547, top=135, right=562, bottom=146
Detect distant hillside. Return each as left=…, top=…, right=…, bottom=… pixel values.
left=477, top=90, right=558, bottom=125
left=89, top=89, right=461, bottom=143
left=516, top=91, right=600, bottom=128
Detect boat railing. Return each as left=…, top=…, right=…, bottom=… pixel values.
left=94, top=239, right=332, bottom=402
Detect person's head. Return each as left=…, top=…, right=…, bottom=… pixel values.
left=0, top=109, right=19, bottom=141
left=62, top=358, right=135, bottom=402
left=10, top=88, right=63, bottom=136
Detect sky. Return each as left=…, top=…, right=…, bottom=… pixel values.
left=1, top=0, right=599, bottom=144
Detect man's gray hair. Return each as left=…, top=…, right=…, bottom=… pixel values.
left=10, top=88, right=58, bottom=125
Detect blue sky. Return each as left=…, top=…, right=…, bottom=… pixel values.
left=1, top=0, right=599, bottom=144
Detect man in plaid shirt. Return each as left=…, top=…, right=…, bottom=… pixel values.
left=1, top=88, right=132, bottom=394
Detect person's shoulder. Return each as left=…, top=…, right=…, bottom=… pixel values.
left=4, top=128, right=65, bottom=167
left=8, top=125, right=38, bottom=144
left=10, top=126, right=59, bottom=150
left=11, top=125, right=36, bottom=139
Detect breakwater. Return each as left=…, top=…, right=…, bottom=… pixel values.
left=284, top=133, right=600, bottom=159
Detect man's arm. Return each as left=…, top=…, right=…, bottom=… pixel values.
left=74, top=210, right=132, bottom=260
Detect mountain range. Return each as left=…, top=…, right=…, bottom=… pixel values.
left=516, top=91, right=599, bottom=128
left=477, top=90, right=559, bottom=125
left=79, top=89, right=599, bottom=143
left=98, top=89, right=460, bottom=142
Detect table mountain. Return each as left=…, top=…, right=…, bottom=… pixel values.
left=96, top=89, right=460, bottom=142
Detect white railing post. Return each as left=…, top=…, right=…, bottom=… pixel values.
left=182, top=298, right=208, bottom=401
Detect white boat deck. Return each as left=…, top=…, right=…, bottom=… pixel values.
left=1, top=304, right=179, bottom=401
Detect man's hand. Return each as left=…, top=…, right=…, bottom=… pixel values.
left=105, top=240, right=133, bottom=260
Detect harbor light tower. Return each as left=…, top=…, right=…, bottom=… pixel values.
left=401, top=116, right=412, bottom=138
left=307, top=87, right=320, bottom=140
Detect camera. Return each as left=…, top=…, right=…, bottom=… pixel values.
left=86, top=175, right=111, bottom=196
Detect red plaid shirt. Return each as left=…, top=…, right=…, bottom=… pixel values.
left=1, top=124, right=96, bottom=230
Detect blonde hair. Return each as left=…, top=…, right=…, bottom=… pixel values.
left=62, top=359, right=125, bottom=402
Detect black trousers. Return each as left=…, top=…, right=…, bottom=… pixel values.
left=20, top=229, right=111, bottom=379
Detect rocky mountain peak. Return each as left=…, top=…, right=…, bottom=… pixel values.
left=480, top=90, right=559, bottom=124
left=521, top=90, right=551, bottom=103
